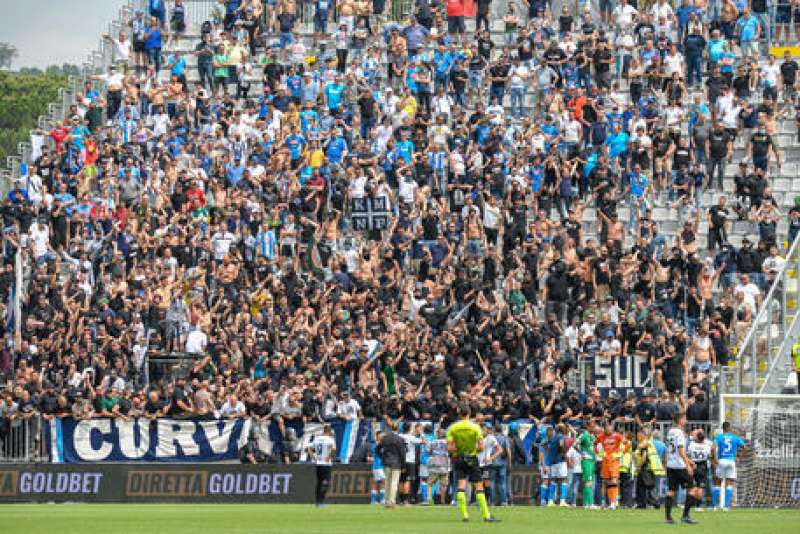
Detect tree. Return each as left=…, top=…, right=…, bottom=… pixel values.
left=0, top=72, right=67, bottom=163
left=0, top=42, right=18, bottom=70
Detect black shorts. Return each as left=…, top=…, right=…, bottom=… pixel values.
left=693, top=466, right=708, bottom=489
left=316, top=464, right=332, bottom=484
left=448, top=15, right=465, bottom=34
left=401, top=462, right=417, bottom=482
left=480, top=467, right=492, bottom=481
left=454, top=455, right=481, bottom=483
left=665, top=375, right=683, bottom=394
left=667, top=468, right=694, bottom=492
left=133, top=39, right=146, bottom=53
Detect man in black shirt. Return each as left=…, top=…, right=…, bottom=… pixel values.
left=488, top=54, right=510, bottom=107
left=780, top=50, right=799, bottom=100
left=705, top=122, right=731, bottom=189
left=593, top=41, right=613, bottom=89
left=707, top=196, right=729, bottom=250
left=747, top=125, right=780, bottom=172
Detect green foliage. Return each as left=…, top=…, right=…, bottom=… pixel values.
left=0, top=71, right=67, bottom=164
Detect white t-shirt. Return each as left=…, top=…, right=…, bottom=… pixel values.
left=185, top=329, right=208, bottom=353
left=220, top=400, right=246, bottom=417
left=666, top=427, right=687, bottom=469
left=402, top=433, right=421, bottom=463
left=312, top=435, right=337, bottom=465
left=564, top=119, right=582, bottom=143
left=687, top=439, right=712, bottom=468
left=614, top=4, right=639, bottom=29
left=761, top=63, right=780, bottom=88
left=735, top=282, right=761, bottom=310
left=664, top=52, right=684, bottom=76
left=479, top=434, right=499, bottom=467
left=483, top=204, right=500, bottom=230
left=211, top=231, right=236, bottom=259
left=28, top=223, right=50, bottom=258
left=398, top=177, right=418, bottom=204
left=336, top=398, right=361, bottom=419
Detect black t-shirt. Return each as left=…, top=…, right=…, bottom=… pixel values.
left=559, top=15, right=574, bottom=33
left=780, top=60, right=799, bottom=85
left=489, top=63, right=510, bottom=87
left=278, top=13, right=296, bottom=33
left=477, top=38, right=495, bottom=60
left=358, top=94, right=376, bottom=119
left=546, top=273, right=568, bottom=301
left=451, top=67, right=468, bottom=91
left=750, top=132, right=772, bottom=158
left=593, top=49, right=612, bottom=73
left=708, top=130, right=730, bottom=159
left=664, top=351, right=684, bottom=377
left=709, top=205, right=728, bottom=228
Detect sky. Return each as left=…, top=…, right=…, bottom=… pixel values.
left=0, top=0, right=127, bottom=68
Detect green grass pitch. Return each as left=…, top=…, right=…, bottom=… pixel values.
left=2, top=504, right=797, bottom=533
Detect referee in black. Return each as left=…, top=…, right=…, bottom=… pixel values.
left=308, top=424, right=337, bottom=507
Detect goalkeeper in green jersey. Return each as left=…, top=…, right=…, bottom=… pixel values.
left=446, top=404, right=500, bottom=523
left=577, top=421, right=597, bottom=508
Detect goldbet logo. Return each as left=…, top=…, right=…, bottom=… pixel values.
left=126, top=470, right=207, bottom=497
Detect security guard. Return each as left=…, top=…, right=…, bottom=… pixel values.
left=619, top=431, right=635, bottom=508
left=635, top=425, right=665, bottom=509
left=793, top=341, right=800, bottom=394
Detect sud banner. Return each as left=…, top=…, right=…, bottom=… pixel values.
left=45, top=418, right=367, bottom=464
left=589, top=355, right=654, bottom=397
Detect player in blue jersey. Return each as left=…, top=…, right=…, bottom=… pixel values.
left=535, top=424, right=551, bottom=506
left=542, top=425, right=569, bottom=506
left=370, top=431, right=386, bottom=504
left=712, top=422, right=746, bottom=511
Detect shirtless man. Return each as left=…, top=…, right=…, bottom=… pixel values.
left=356, top=0, right=372, bottom=35
left=338, top=0, right=356, bottom=32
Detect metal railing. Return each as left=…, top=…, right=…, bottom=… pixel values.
left=0, top=415, right=46, bottom=463
left=720, top=231, right=800, bottom=397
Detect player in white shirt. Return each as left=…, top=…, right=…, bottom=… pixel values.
left=400, top=423, right=424, bottom=504
left=664, top=413, right=702, bottom=524
left=687, top=429, right=712, bottom=509
left=308, top=424, right=337, bottom=507
left=478, top=423, right=499, bottom=500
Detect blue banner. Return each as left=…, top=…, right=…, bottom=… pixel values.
left=47, top=418, right=369, bottom=464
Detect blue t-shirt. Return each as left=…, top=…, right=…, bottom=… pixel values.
left=543, top=433, right=565, bottom=466
left=324, top=83, right=345, bottom=111
left=287, top=75, right=302, bottom=98
left=630, top=172, right=648, bottom=197
left=715, top=432, right=745, bottom=461
left=285, top=134, right=307, bottom=160
left=70, top=125, right=91, bottom=149
left=168, top=55, right=186, bottom=76
left=371, top=442, right=383, bottom=470
left=396, top=140, right=415, bottom=164
left=145, top=28, right=162, bottom=50
left=326, top=136, right=347, bottom=164
left=737, top=15, right=759, bottom=41
left=607, top=131, right=630, bottom=158
left=226, top=162, right=245, bottom=186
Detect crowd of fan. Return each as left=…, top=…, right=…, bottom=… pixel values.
left=3, top=0, right=800, bottom=445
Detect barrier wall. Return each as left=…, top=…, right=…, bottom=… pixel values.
left=0, top=463, right=540, bottom=504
